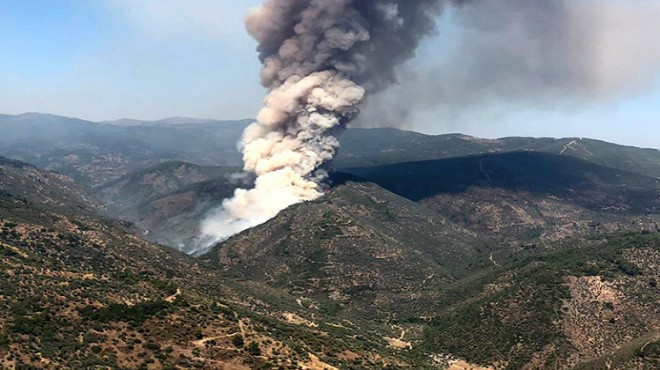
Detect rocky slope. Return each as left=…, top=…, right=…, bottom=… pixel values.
left=343, top=151, right=660, bottom=243
left=204, top=182, right=660, bottom=369
left=0, top=158, right=424, bottom=369
left=203, top=182, right=492, bottom=319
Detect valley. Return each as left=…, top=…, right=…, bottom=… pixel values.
left=0, top=114, right=658, bottom=369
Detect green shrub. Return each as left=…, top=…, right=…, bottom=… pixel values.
left=232, top=334, right=245, bottom=348
left=636, top=341, right=660, bottom=358
left=617, top=260, right=643, bottom=276
left=247, top=342, right=261, bottom=356
left=145, top=342, right=160, bottom=351
left=79, top=300, right=170, bottom=325
left=10, top=312, right=56, bottom=339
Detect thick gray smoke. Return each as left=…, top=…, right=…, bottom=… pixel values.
left=197, top=0, right=660, bottom=252
left=198, top=0, right=465, bottom=251
left=357, top=0, right=660, bottom=128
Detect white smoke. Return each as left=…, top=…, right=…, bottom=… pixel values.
left=195, top=0, right=660, bottom=254
left=199, top=73, right=365, bottom=249
left=197, top=1, right=382, bottom=251
left=196, top=0, right=455, bottom=252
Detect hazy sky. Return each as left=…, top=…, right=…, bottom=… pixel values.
left=0, top=0, right=658, bottom=148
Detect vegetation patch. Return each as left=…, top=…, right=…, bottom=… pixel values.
left=79, top=299, right=171, bottom=325
left=418, top=232, right=659, bottom=369
left=636, top=341, right=660, bottom=364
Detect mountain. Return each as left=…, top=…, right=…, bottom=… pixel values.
left=203, top=180, right=660, bottom=369
left=2, top=113, right=659, bottom=190
left=95, top=161, right=239, bottom=216
left=343, top=152, right=660, bottom=242
left=0, top=113, right=250, bottom=186
left=203, top=181, right=493, bottom=319
left=336, top=130, right=660, bottom=179
left=1, top=159, right=657, bottom=369
left=100, top=117, right=228, bottom=126
left=0, top=156, right=102, bottom=215
left=343, top=151, right=660, bottom=213
left=0, top=158, right=423, bottom=369
left=336, top=129, right=498, bottom=168
left=90, top=150, right=660, bottom=254
left=2, top=112, right=659, bottom=369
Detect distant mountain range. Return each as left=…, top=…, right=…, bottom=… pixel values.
left=336, top=128, right=660, bottom=179
left=1, top=113, right=659, bottom=369
left=0, top=113, right=251, bottom=186
left=2, top=113, right=659, bottom=187
left=100, top=116, right=238, bottom=126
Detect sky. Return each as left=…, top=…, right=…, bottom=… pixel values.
left=0, top=0, right=658, bottom=149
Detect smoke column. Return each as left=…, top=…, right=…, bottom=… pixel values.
left=356, top=0, right=660, bottom=129
left=196, top=0, right=660, bottom=253
left=197, top=0, right=462, bottom=252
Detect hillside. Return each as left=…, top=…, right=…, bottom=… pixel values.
left=95, top=161, right=238, bottom=217
left=342, top=152, right=660, bottom=243
left=0, top=113, right=249, bottom=186
left=203, top=182, right=492, bottom=319
left=423, top=186, right=659, bottom=244
left=93, top=162, right=243, bottom=249
left=204, top=181, right=660, bottom=369
left=124, top=177, right=243, bottom=252
left=0, top=156, right=102, bottom=215
left=417, top=231, right=660, bottom=369
left=336, top=130, right=660, bottom=179
left=0, top=156, right=425, bottom=369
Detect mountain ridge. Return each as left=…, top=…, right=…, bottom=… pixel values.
left=2, top=113, right=659, bottom=188
left=1, top=119, right=659, bottom=369
left=342, top=151, right=660, bottom=213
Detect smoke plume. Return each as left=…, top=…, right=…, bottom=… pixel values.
left=356, top=0, right=660, bottom=128
left=197, top=0, right=465, bottom=252
left=197, top=0, right=660, bottom=253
